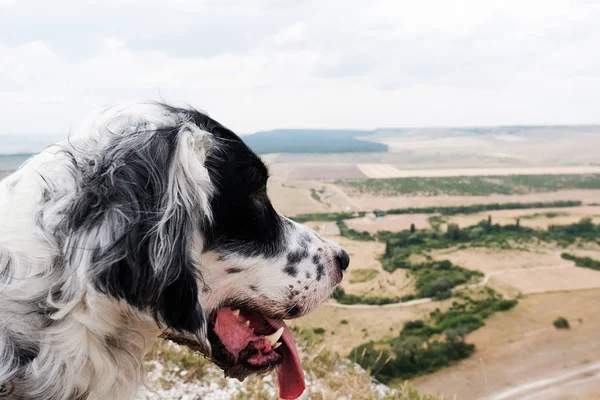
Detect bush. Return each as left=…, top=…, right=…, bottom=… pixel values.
left=313, top=327, right=326, bottom=335
left=412, top=261, right=483, bottom=300
left=561, top=252, right=600, bottom=271
left=332, top=287, right=401, bottom=305
left=553, top=317, right=570, bottom=329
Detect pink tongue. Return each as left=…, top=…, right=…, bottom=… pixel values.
left=264, top=317, right=305, bottom=400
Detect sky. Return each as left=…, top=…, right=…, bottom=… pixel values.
left=1, top=0, right=600, bottom=135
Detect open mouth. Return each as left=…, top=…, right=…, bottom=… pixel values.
left=163, top=306, right=305, bottom=399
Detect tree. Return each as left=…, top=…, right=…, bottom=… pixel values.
left=553, top=316, right=570, bottom=329
left=488, top=215, right=492, bottom=226
left=410, top=223, right=416, bottom=233
left=446, top=223, right=462, bottom=241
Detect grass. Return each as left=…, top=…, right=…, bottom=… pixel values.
left=337, top=174, right=600, bottom=196
left=561, top=252, right=600, bottom=271
left=349, top=268, right=380, bottom=283
left=147, top=330, right=443, bottom=400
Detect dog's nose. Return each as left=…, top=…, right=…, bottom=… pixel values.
left=336, top=250, right=350, bottom=271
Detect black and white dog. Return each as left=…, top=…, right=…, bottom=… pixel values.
left=0, top=103, right=349, bottom=400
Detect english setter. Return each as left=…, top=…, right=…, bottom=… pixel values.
left=0, top=103, right=349, bottom=400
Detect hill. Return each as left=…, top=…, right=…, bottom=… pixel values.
left=242, top=129, right=388, bottom=154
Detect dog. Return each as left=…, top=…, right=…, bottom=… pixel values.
left=0, top=102, right=350, bottom=400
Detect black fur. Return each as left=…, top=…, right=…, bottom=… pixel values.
left=60, top=125, right=204, bottom=334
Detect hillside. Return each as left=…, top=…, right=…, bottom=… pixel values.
left=243, top=129, right=388, bottom=154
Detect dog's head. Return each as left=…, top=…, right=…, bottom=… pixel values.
left=59, top=103, right=349, bottom=399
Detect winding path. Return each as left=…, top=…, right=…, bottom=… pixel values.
left=325, top=263, right=573, bottom=309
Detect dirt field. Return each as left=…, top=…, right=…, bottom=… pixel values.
left=446, top=206, right=600, bottom=230
left=432, top=247, right=600, bottom=295
left=346, top=213, right=433, bottom=233
left=413, top=290, right=600, bottom=400
left=356, top=165, right=600, bottom=179
left=335, top=206, right=600, bottom=235
left=341, top=190, right=600, bottom=213
left=289, top=297, right=453, bottom=355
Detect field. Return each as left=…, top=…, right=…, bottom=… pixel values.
left=256, top=144, right=600, bottom=399
left=274, top=155, right=600, bottom=399
left=413, top=289, right=600, bottom=400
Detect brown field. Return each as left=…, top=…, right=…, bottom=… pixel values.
left=266, top=153, right=600, bottom=399
left=431, top=248, right=565, bottom=275
left=432, top=247, right=600, bottom=295
left=346, top=213, right=433, bottom=233
left=413, top=289, right=600, bottom=400
left=341, top=190, right=600, bottom=213
left=289, top=297, right=453, bottom=355
left=446, top=206, right=600, bottom=230
left=357, top=165, right=600, bottom=179
left=340, top=206, right=600, bottom=236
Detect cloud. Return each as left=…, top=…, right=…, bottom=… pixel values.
left=1, top=0, right=600, bottom=135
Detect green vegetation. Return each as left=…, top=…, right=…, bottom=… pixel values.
left=336, top=220, right=375, bottom=241
left=243, top=128, right=388, bottom=154
left=310, top=189, right=321, bottom=202
left=349, top=268, right=380, bottom=283
left=561, top=252, right=600, bottom=271
left=290, top=200, right=582, bottom=222
left=290, top=211, right=366, bottom=223
left=553, top=317, right=570, bottom=329
left=412, top=261, right=483, bottom=300
left=335, top=261, right=480, bottom=304
left=521, top=211, right=568, bottom=219
left=339, top=174, right=600, bottom=196
left=381, top=218, right=600, bottom=274
left=313, top=327, right=326, bottom=335
left=349, top=290, right=517, bottom=382
left=332, top=287, right=401, bottom=305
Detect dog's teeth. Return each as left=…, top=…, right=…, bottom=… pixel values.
left=264, top=327, right=284, bottom=346
left=231, top=309, right=240, bottom=317
left=243, top=320, right=250, bottom=327
left=273, top=342, right=282, bottom=349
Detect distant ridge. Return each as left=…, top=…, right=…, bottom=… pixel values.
left=242, top=129, right=387, bottom=154
left=2, top=124, right=600, bottom=156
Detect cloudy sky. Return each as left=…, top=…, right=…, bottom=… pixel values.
left=1, top=0, right=600, bottom=135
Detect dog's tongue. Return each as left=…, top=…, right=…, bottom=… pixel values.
left=214, top=308, right=305, bottom=399
left=264, top=317, right=305, bottom=400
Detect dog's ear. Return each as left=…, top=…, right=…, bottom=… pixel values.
left=61, top=122, right=214, bottom=335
